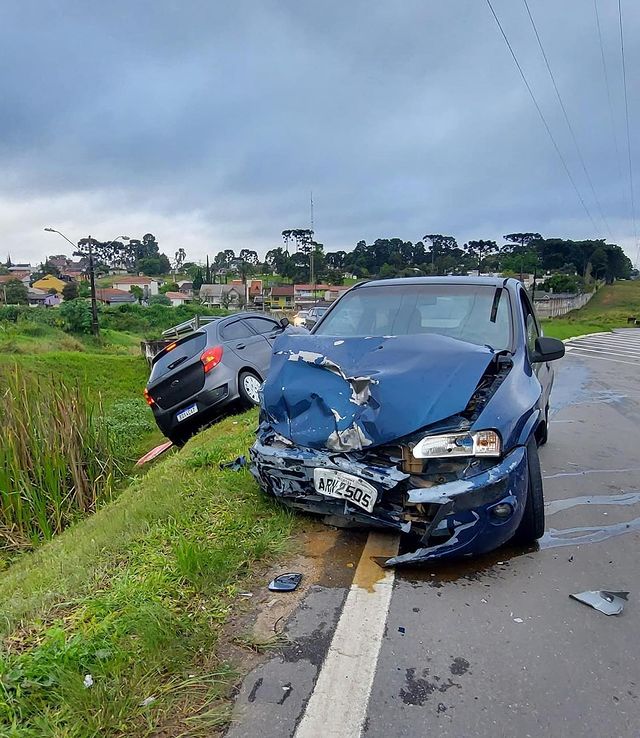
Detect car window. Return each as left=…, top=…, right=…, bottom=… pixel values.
left=149, top=332, right=207, bottom=380
left=520, top=290, right=540, bottom=355
left=314, top=283, right=512, bottom=351
left=246, top=317, right=280, bottom=334
left=220, top=320, right=253, bottom=340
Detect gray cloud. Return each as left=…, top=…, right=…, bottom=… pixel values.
left=1, top=0, right=638, bottom=264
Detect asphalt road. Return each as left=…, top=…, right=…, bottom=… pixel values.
left=226, top=329, right=640, bottom=738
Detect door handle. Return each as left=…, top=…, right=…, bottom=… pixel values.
left=235, top=343, right=246, bottom=349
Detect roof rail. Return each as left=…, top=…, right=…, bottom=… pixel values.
left=161, top=315, right=219, bottom=338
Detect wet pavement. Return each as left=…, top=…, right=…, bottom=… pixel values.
left=225, top=330, right=640, bottom=738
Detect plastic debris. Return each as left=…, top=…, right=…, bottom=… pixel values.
left=220, top=455, right=246, bottom=471
left=268, top=573, right=303, bottom=592
left=398, top=626, right=406, bottom=635
left=569, top=590, right=629, bottom=616
left=83, top=674, right=93, bottom=688
left=136, top=440, right=173, bottom=466
left=513, top=617, right=524, bottom=623
left=139, top=696, right=156, bottom=707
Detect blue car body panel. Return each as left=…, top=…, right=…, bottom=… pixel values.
left=250, top=276, right=559, bottom=565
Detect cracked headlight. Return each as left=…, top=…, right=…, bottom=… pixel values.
left=412, top=430, right=501, bottom=459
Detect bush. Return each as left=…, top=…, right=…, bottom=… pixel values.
left=60, top=299, right=93, bottom=334
left=148, top=293, right=171, bottom=306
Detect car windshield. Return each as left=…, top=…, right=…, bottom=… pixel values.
left=314, top=283, right=511, bottom=350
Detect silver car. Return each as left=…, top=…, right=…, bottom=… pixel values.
left=145, top=312, right=299, bottom=445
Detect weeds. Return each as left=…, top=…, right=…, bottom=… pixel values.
left=0, top=369, right=120, bottom=549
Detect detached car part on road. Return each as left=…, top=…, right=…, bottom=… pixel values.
left=250, top=277, right=565, bottom=566
left=144, top=312, right=301, bottom=445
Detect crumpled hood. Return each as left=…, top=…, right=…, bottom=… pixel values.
left=262, top=333, right=496, bottom=450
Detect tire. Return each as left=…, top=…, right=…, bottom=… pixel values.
left=167, top=431, right=190, bottom=447
left=513, top=437, right=545, bottom=543
left=238, top=371, right=262, bottom=408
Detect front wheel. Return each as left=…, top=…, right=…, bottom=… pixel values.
left=513, top=437, right=545, bottom=543
left=238, top=371, right=262, bottom=408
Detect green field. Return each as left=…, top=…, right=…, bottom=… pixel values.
left=0, top=412, right=295, bottom=737
left=542, top=280, right=640, bottom=340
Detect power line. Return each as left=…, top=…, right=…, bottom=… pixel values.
left=594, top=0, right=623, bottom=183
left=485, top=0, right=598, bottom=233
left=522, top=0, right=611, bottom=237
left=617, top=0, right=639, bottom=266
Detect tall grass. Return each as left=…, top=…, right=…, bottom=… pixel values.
left=0, top=368, right=120, bottom=549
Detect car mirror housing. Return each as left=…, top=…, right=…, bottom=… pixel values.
left=280, top=317, right=290, bottom=329
left=531, top=336, right=565, bottom=363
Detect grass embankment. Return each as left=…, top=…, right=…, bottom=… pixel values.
left=542, top=280, right=640, bottom=340
left=0, top=411, right=294, bottom=737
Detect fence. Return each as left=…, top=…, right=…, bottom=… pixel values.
left=533, top=291, right=595, bottom=319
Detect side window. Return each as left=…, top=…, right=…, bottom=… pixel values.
left=520, top=291, right=540, bottom=355
left=246, top=317, right=280, bottom=335
left=220, top=320, right=253, bottom=341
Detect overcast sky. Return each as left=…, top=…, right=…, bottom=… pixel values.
left=1, top=0, right=639, bottom=266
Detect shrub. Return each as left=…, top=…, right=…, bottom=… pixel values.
left=60, top=298, right=93, bottom=334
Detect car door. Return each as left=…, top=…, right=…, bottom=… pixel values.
left=219, top=318, right=271, bottom=375
left=244, top=317, right=284, bottom=373
left=519, top=288, right=553, bottom=407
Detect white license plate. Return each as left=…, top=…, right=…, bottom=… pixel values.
left=176, top=403, right=198, bottom=423
left=313, top=468, right=378, bottom=513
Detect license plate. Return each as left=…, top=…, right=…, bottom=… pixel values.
left=313, top=468, right=378, bottom=513
left=176, top=403, right=198, bottom=423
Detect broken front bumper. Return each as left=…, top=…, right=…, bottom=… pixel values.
left=249, top=438, right=529, bottom=566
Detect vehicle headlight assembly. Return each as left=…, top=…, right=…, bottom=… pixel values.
left=412, top=430, right=501, bottom=459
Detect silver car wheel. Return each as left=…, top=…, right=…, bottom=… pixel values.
left=243, top=374, right=262, bottom=404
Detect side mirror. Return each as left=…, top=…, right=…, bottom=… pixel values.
left=531, top=336, right=565, bottom=363
left=279, top=317, right=290, bottom=329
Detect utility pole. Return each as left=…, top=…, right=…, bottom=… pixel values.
left=87, top=235, right=99, bottom=336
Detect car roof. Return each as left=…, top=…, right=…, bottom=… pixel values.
left=354, top=276, right=516, bottom=290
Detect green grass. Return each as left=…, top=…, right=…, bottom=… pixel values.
left=542, top=280, right=640, bottom=340
left=0, top=411, right=295, bottom=737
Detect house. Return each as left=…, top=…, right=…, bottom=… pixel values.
left=8, top=263, right=31, bottom=273
left=199, top=284, right=241, bottom=308
left=324, top=285, right=352, bottom=302
left=112, top=276, right=160, bottom=298
left=177, top=280, right=194, bottom=296
left=268, top=284, right=294, bottom=309
left=164, top=291, right=191, bottom=307
left=27, top=287, right=61, bottom=306
left=32, top=274, right=67, bottom=294
left=293, top=283, right=331, bottom=308
left=96, top=288, right=137, bottom=305
left=0, top=272, right=30, bottom=288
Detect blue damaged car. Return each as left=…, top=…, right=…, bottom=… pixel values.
left=249, top=277, right=565, bottom=565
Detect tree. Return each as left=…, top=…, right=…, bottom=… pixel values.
left=137, top=255, right=170, bottom=275
left=504, top=233, right=543, bottom=250
left=282, top=229, right=314, bottom=254
left=464, top=240, right=498, bottom=272
left=423, top=235, right=459, bottom=275
left=239, top=249, right=259, bottom=266
left=160, top=281, right=179, bottom=294
left=130, top=285, right=143, bottom=304
left=192, top=268, right=204, bottom=291
left=1, top=279, right=28, bottom=305
left=60, top=298, right=92, bottom=333
left=62, top=282, right=79, bottom=301
left=149, top=294, right=171, bottom=306
left=173, top=247, right=186, bottom=272
left=589, top=248, right=608, bottom=280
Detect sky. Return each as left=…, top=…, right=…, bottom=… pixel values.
left=1, top=0, right=639, bottom=267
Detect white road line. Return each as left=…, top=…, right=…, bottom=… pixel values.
left=566, top=349, right=640, bottom=366
left=294, top=531, right=399, bottom=738
left=566, top=345, right=640, bottom=359
left=571, top=339, right=640, bottom=352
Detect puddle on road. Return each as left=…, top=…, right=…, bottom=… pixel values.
left=540, top=516, right=640, bottom=549
left=545, top=491, right=640, bottom=515
left=395, top=542, right=538, bottom=586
